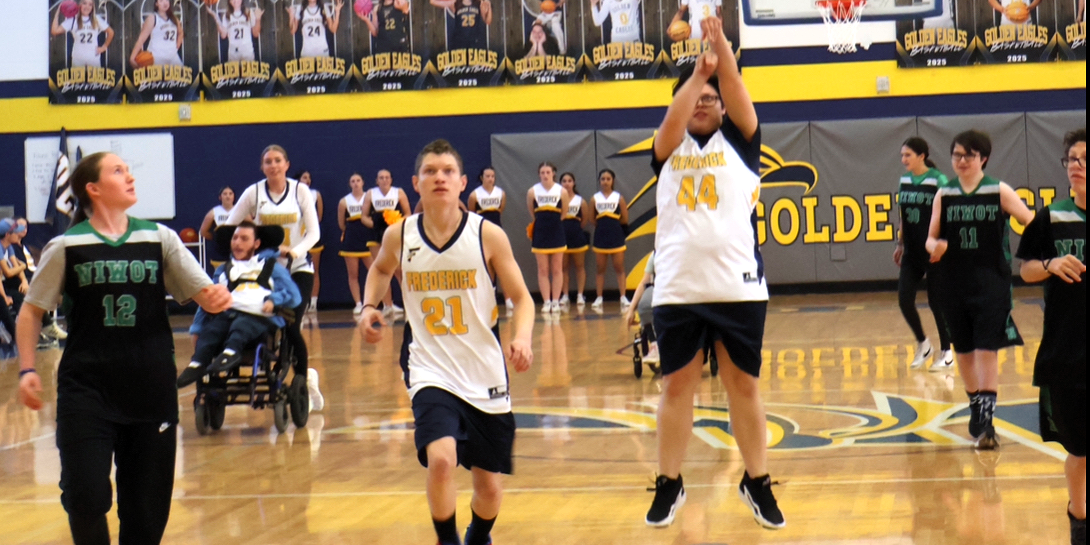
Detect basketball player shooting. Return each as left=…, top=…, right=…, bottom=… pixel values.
left=358, top=140, right=534, bottom=545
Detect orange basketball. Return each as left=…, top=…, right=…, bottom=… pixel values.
left=180, top=228, right=199, bottom=243
left=668, top=20, right=691, bottom=42
left=540, top=0, right=557, bottom=13
left=203, top=0, right=218, bottom=7
left=135, top=50, right=155, bottom=68
left=526, top=221, right=534, bottom=241
left=1005, top=1, right=1030, bottom=23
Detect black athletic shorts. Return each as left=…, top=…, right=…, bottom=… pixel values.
left=943, top=298, right=1023, bottom=353
left=1039, top=385, right=1087, bottom=457
left=412, top=387, right=516, bottom=474
left=653, top=302, right=767, bottom=378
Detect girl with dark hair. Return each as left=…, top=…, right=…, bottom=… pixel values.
left=199, top=186, right=239, bottom=270
left=15, top=152, right=231, bottom=545
left=130, top=0, right=183, bottom=67
left=527, top=161, right=570, bottom=314
left=338, top=172, right=374, bottom=315
left=590, top=168, right=629, bottom=310
left=468, top=167, right=505, bottom=226
left=298, top=170, right=325, bottom=311
left=894, top=137, right=953, bottom=371
left=926, top=129, right=1035, bottom=450
left=559, top=172, right=591, bottom=307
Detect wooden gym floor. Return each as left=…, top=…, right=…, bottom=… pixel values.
left=0, top=290, right=1076, bottom=544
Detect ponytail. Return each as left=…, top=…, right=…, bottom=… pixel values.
left=902, top=137, right=936, bottom=170
left=69, top=152, right=110, bottom=226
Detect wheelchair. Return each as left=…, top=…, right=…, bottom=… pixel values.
left=191, top=224, right=309, bottom=435
left=631, top=324, right=719, bottom=379
left=192, top=309, right=307, bottom=435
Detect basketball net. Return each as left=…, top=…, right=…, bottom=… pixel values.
left=816, top=0, right=867, bottom=54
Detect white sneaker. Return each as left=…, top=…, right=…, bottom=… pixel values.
left=506, top=298, right=515, bottom=311
left=559, top=294, right=570, bottom=306
left=620, top=295, right=631, bottom=307
left=352, top=302, right=364, bottom=316
left=551, top=301, right=563, bottom=313
left=591, top=296, right=604, bottom=310
left=576, top=294, right=586, bottom=306
left=542, top=301, right=553, bottom=314
left=645, top=344, right=661, bottom=364
left=910, top=339, right=933, bottom=370
left=309, top=297, right=318, bottom=312
left=930, top=350, right=956, bottom=372
left=42, top=322, right=68, bottom=340
left=307, top=368, right=324, bottom=413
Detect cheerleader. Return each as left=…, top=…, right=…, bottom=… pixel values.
left=130, top=0, right=184, bottom=67
left=590, top=168, right=629, bottom=310
left=51, top=0, right=114, bottom=68
left=361, top=169, right=411, bottom=316
left=338, top=173, right=374, bottom=315
left=299, top=170, right=325, bottom=310
left=198, top=186, right=240, bottom=270
left=559, top=172, right=590, bottom=307
left=526, top=162, right=570, bottom=313
left=468, top=167, right=505, bottom=226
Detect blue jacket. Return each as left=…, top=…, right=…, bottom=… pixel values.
left=189, top=250, right=300, bottom=334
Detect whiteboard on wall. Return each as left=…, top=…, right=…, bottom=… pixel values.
left=25, top=133, right=176, bottom=222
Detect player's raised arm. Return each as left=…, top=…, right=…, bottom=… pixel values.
left=482, top=222, right=534, bottom=372
left=654, top=52, right=718, bottom=162
left=703, top=17, right=757, bottom=141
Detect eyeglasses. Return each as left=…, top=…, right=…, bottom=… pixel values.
left=952, top=152, right=980, bottom=163
left=697, top=94, right=721, bottom=106
left=1061, top=157, right=1086, bottom=168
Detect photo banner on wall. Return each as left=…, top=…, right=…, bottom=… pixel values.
left=896, top=0, right=976, bottom=67
left=123, top=0, right=202, bottom=102
left=352, top=0, right=428, bottom=91
left=276, top=0, right=354, bottom=95
left=1056, top=0, right=1086, bottom=60
left=505, top=0, right=581, bottom=84
left=661, top=0, right=740, bottom=76
left=48, top=0, right=126, bottom=104
left=422, top=0, right=505, bottom=87
left=581, top=0, right=663, bottom=80
left=200, top=0, right=278, bottom=99
left=974, top=0, right=1058, bottom=63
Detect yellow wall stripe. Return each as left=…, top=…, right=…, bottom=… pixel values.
left=2, top=61, right=1084, bottom=134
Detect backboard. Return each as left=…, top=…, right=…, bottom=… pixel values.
left=741, top=0, right=944, bottom=25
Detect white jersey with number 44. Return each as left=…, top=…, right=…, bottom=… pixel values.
left=654, top=131, right=768, bottom=305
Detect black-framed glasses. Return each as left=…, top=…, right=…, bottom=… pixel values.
left=952, top=152, right=980, bottom=163
left=1061, top=157, right=1086, bottom=168
left=697, top=94, right=721, bottom=106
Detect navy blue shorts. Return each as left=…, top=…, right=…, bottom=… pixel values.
left=412, top=387, right=516, bottom=474
left=654, top=302, right=767, bottom=378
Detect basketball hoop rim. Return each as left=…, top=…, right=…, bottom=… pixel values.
left=815, top=0, right=867, bottom=20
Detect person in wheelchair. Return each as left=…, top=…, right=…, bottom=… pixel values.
left=177, top=221, right=301, bottom=387
left=625, top=250, right=660, bottom=364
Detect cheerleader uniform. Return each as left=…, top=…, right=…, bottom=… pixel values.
left=592, top=191, right=626, bottom=254
left=531, top=183, right=566, bottom=254
left=473, top=185, right=504, bottom=226
left=368, top=186, right=402, bottom=247
left=308, top=188, right=326, bottom=255
left=339, top=192, right=372, bottom=258
left=563, top=194, right=589, bottom=254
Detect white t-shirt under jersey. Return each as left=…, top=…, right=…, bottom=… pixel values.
left=63, top=16, right=110, bottom=68
left=680, top=0, right=721, bottom=40
left=400, top=213, right=510, bottom=414
left=226, top=11, right=257, bottom=61
left=295, top=4, right=329, bottom=57
left=148, top=13, right=183, bottom=66
left=473, top=186, right=504, bottom=212
left=654, top=126, right=768, bottom=305
left=227, top=178, right=320, bottom=274
left=592, top=0, right=642, bottom=43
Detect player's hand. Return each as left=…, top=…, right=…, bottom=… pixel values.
left=695, top=50, right=718, bottom=79
left=19, top=372, right=43, bottom=411
left=1047, top=254, right=1086, bottom=283
left=4, top=295, right=12, bottom=306
left=893, top=244, right=903, bottom=267
left=279, top=245, right=294, bottom=258
left=262, top=300, right=275, bottom=314
left=18, top=281, right=28, bottom=295
left=701, top=16, right=724, bottom=47
left=358, top=307, right=386, bottom=343
left=335, top=0, right=344, bottom=12
left=623, top=303, right=638, bottom=328
left=253, top=7, right=264, bottom=18
left=196, top=284, right=233, bottom=313
left=507, top=338, right=533, bottom=373
left=929, top=239, right=947, bottom=263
